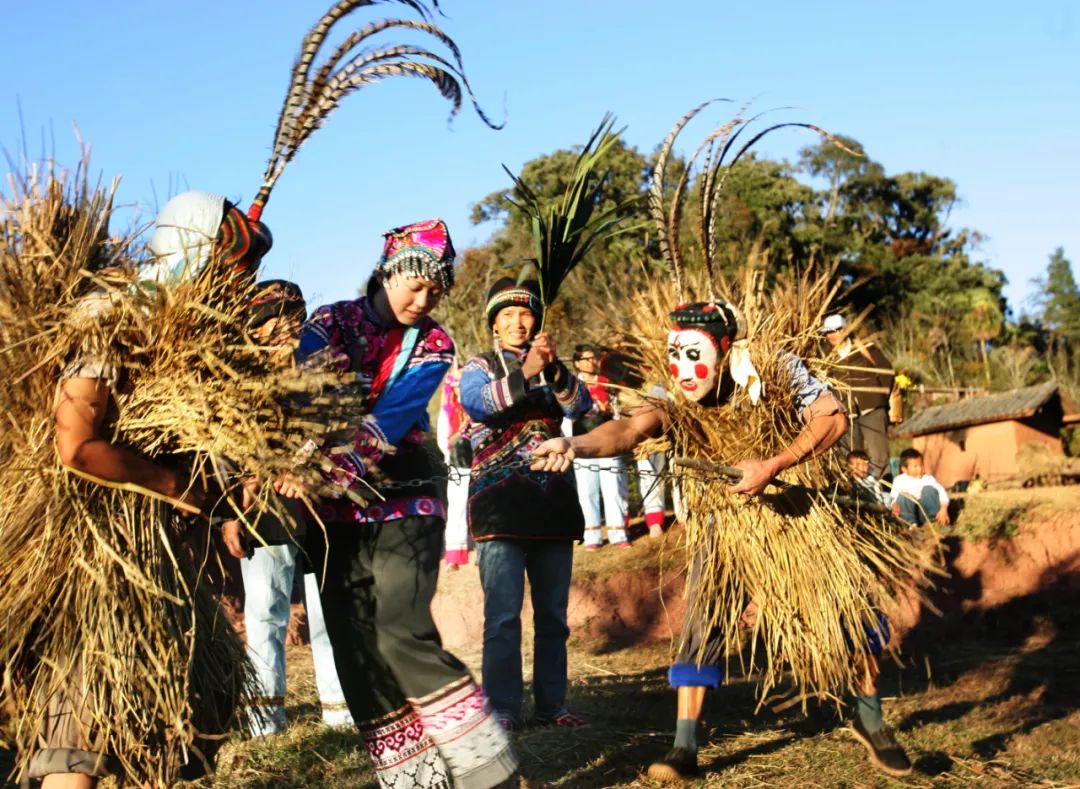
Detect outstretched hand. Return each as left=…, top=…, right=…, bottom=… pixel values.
left=531, top=437, right=574, bottom=473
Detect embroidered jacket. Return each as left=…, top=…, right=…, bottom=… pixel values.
left=296, top=297, right=454, bottom=523
left=460, top=347, right=591, bottom=541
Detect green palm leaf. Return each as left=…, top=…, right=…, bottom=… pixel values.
left=502, top=114, right=640, bottom=328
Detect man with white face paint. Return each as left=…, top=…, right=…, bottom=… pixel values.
left=667, top=325, right=723, bottom=402
left=529, top=300, right=918, bottom=784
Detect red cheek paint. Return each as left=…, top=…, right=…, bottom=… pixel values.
left=669, top=363, right=679, bottom=376
left=694, top=363, right=709, bottom=379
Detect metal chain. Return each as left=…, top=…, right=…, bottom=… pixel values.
left=374, top=456, right=735, bottom=491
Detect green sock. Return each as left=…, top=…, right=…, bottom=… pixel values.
left=673, top=718, right=698, bottom=751
left=856, top=694, right=884, bottom=734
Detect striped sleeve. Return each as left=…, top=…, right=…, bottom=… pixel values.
left=549, top=363, right=592, bottom=419
left=460, top=355, right=529, bottom=421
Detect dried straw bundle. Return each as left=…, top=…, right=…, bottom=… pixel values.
left=0, top=161, right=357, bottom=783
left=623, top=262, right=941, bottom=709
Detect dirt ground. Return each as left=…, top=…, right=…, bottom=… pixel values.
left=4, top=487, right=1079, bottom=787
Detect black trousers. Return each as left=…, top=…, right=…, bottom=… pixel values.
left=313, top=515, right=468, bottom=723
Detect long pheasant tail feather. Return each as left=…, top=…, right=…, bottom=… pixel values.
left=267, top=1, right=381, bottom=184
left=308, top=18, right=465, bottom=109
left=650, top=99, right=728, bottom=303
left=256, top=0, right=495, bottom=219
left=727, top=122, right=847, bottom=169
left=679, top=119, right=741, bottom=299
left=298, top=62, right=464, bottom=147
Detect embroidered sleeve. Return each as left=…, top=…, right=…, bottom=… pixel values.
left=296, top=304, right=349, bottom=372
left=460, top=355, right=528, bottom=421
left=322, top=328, right=452, bottom=488
left=550, top=363, right=592, bottom=419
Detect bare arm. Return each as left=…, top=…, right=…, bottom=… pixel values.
left=531, top=404, right=668, bottom=473
left=571, top=405, right=668, bottom=458
left=55, top=377, right=202, bottom=508
left=729, top=404, right=847, bottom=495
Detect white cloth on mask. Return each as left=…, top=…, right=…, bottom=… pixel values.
left=729, top=339, right=763, bottom=405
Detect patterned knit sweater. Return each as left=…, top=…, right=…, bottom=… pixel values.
left=460, top=347, right=591, bottom=541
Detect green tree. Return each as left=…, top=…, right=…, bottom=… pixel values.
left=443, top=133, right=654, bottom=349
left=1033, top=247, right=1080, bottom=350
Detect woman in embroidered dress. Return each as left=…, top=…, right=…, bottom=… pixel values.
left=293, top=220, right=517, bottom=789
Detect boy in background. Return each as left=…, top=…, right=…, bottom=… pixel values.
left=890, top=448, right=951, bottom=527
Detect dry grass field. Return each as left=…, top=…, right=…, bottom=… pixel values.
left=4, top=487, right=1079, bottom=787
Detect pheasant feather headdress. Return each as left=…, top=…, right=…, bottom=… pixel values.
left=650, top=99, right=851, bottom=306
left=248, top=0, right=501, bottom=222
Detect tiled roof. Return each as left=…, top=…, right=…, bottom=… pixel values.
left=894, top=380, right=1063, bottom=438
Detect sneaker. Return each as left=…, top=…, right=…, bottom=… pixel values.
left=646, top=747, right=698, bottom=783
left=850, top=717, right=913, bottom=777
left=584, top=544, right=602, bottom=552
left=532, top=710, right=588, bottom=728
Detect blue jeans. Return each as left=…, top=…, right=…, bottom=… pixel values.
left=896, top=487, right=942, bottom=526
left=240, top=543, right=352, bottom=735
left=476, top=539, right=574, bottom=723
left=573, top=456, right=628, bottom=545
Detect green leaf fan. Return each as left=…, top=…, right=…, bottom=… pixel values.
left=501, top=114, right=638, bottom=330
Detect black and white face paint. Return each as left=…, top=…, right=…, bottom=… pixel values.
left=667, top=328, right=720, bottom=403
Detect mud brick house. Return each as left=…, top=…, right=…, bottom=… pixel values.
left=894, top=381, right=1080, bottom=488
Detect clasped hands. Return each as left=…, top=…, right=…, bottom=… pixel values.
left=521, top=333, right=560, bottom=381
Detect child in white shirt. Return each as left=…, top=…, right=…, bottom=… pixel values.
left=889, top=448, right=951, bottom=526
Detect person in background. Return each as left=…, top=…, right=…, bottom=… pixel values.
left=221, top=280, right=352, bottom=737
left=570, top=344, right=629, bottom=550
left=460, top=278, right=592, bottom=731
left=821, top=313, right=896, bottom=478
left=889, top=448, right=951, bottom=527
left=636, top=382, right=674, bottom=538
left=437, top=358, right=473, bottom=569
left=848, top=449, right=888, bottom=507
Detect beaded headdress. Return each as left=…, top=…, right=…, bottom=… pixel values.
left=376, top=218, right=456, bottom=291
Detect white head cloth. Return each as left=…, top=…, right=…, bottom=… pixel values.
left=143, top=191, right=226, bottom=286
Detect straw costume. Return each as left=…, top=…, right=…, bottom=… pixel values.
left=294, top=219, right=517, bottom=789
left=532, top=102, right=940, bottom=782
left=0, top=2, right=500, bottom=784
left=0, top=176, right=283, bottom=786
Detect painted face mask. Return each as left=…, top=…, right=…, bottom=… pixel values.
left=667, top=327, right=722, bottom=402
left=666, top=300, right=744, bottom=404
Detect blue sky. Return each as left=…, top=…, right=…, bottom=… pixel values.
left=3, top=0, right=1077, bottom=314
